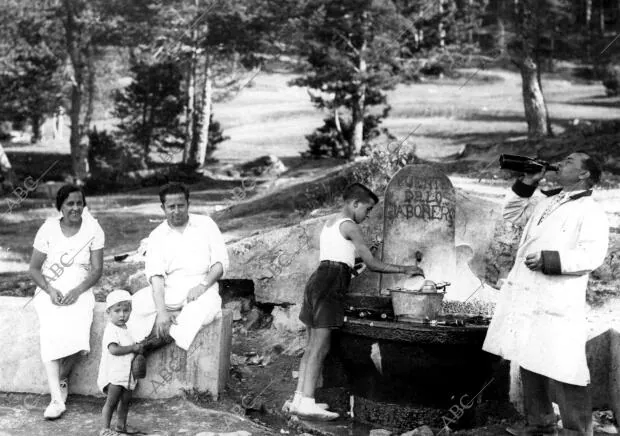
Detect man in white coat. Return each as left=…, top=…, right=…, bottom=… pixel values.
left=483, top=152, right=609, bottom=436
left=127, top=182, right=228, bottom=374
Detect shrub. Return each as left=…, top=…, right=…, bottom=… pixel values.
left=601, top=64, right=620, bottom=96
left=305, top=110, right=391, bottom=159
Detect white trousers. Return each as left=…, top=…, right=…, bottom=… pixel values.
left=127, top=285, right=222, bottom=351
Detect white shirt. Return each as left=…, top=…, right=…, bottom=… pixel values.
left=97, top=322, right=138, bottom=392
left=144, top=213, right=229, bottom=309
left=319, top=218, right=356, bottom=268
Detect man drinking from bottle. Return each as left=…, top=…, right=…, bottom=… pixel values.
left=483, top=152, right=609, bottom=436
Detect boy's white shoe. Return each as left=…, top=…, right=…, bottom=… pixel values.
left=294, top=398, right=339, bottom=421
left=43, top=399, right=66, bottom=419
left=59, top=379, right=68, bottom=403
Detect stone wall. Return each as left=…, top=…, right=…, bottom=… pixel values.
left=0, top=297, right=232, bottom=400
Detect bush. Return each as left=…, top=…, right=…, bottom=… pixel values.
left=87, top=128, right=145, bottom=180
left=305, top=110, right=392, bottom=159
left=601, top=64, right=620, bottom=96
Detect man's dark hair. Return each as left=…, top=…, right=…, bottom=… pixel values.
left=343, top=183, right=378, bottom=204
left=576, top=150, right=602, bottom=188
left=56, top=184, right=86, bottom=211
left=159, top=182, right=190, bottom=204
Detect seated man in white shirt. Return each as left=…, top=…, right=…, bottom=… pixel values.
left=128, top=182, right=229, bottom=376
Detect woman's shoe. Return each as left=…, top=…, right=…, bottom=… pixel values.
left=43, top=399, right=66, bottom=419
left=59, top=378, right=68, bottom=403
left=131, top=354, right=147, bottom=379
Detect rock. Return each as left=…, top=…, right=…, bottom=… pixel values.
left=196, top=432, right=252, bottom=436
left=381, top=164, right=456, bottom=290
left=401, top=425, right=434, bottom=436
left=239, top=154, right=287, bottom=177
left=127, top=270, right=149, bottom=293
left=224, top=300, right=243, bottom=321
left=369, top=430, right=393, bottom=436
left=244, top=307, right=271, bottom=330
left=271, top=305, right=304, bottom=332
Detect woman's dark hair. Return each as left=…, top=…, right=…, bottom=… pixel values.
left=56, top=185, right=86, bottom=211
left=159, top=182, right=190, bottom=204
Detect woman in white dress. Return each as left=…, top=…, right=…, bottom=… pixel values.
left=29, top=185, right=105, bottom=419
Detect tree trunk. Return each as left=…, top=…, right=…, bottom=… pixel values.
left=599, top=0, right=605, bottom=34
left=438, top=0, right=445, bottom=49
left=497, top=16, right=505, bottom=53
left=197, top=55, right=212, bottom=166
left=30, top=115, right=42, bottom=144
left=63, top=0, right=90, bottom=183
left=183, top=30, right=198, bottom=164
left=350, top=41, right=367, bottom=159
left=520, top=56, right=549, bottom=138
left=513, top=0, right=550, bottom=139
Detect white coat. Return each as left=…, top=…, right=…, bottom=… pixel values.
left=482, top=186, right=609, bottom=386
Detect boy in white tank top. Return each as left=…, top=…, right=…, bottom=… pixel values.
left=289, top=183, right=424, bottom=421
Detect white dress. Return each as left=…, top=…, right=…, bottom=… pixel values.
left=97, top=323, right=138, bottom=392
left=32, top=209, right=105, bottom=362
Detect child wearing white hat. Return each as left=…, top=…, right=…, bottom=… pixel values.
left=97, top=290, right=144, bottom=436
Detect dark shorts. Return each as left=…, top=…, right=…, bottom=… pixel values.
left=299, top=260, right=352, bottom=329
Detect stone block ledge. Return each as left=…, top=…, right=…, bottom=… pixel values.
left=0, top=296, right=232, bottom=400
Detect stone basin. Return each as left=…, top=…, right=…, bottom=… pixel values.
left=318, top=294, right=511, bottom=432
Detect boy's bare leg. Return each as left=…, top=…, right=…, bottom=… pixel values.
left=294, top=328, right=339, bottom=420
left=102, top=385, right=124, bottom=429
left=114, top=388, right=133, bottom=432
left=302, top=328, right=331, bottom=397
left=295, top=328, right=312, bottom=393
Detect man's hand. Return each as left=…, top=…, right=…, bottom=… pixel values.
left=48, top=286, right=63, bottom=305
left=154, top=311, right=177, bottom=338
left=404, top=265, right=425, bottom=277
left=186, top=284, right=207, bottom=303
left=132, top=342, right=145, bottom=354
left=61, top=287, right=82, bottom=305
left=522, top=168, right=547, bottom=186
left=524, top=252, right=543, bottom=271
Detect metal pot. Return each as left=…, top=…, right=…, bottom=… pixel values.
left=390, top=281, right=450, bottom=322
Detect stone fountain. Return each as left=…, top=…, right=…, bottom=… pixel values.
left=317, top=165, right=511, bottom=432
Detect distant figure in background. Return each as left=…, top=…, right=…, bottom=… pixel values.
left=98, top=290, right=144, bottom=436
left=483, top=152, right=609, bottom=436
left=127, top=182, right=228, bottom=377
left=286, top=183, right=424, bottom=421
left=53, top=106, right=65, bottom=139
left=29, top=185, right=105, bottom=419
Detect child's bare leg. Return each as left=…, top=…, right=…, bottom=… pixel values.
left=295, top=328, right=312, bottom=393
left=102, top=385, right=124, bottom=429
left=302, top=327, right=331, bottom=398
left=114, top=388, right=133, bottom=431
left=295, top=328, right=339, bottom=420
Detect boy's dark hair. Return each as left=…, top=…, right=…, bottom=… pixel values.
left=56, top=184, right=86, bottom=211
left=575, top=150, right=602, bottom=188
left=159, top=182, right=190, bottom=204
left=343, top=183, right=378, bottom=204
